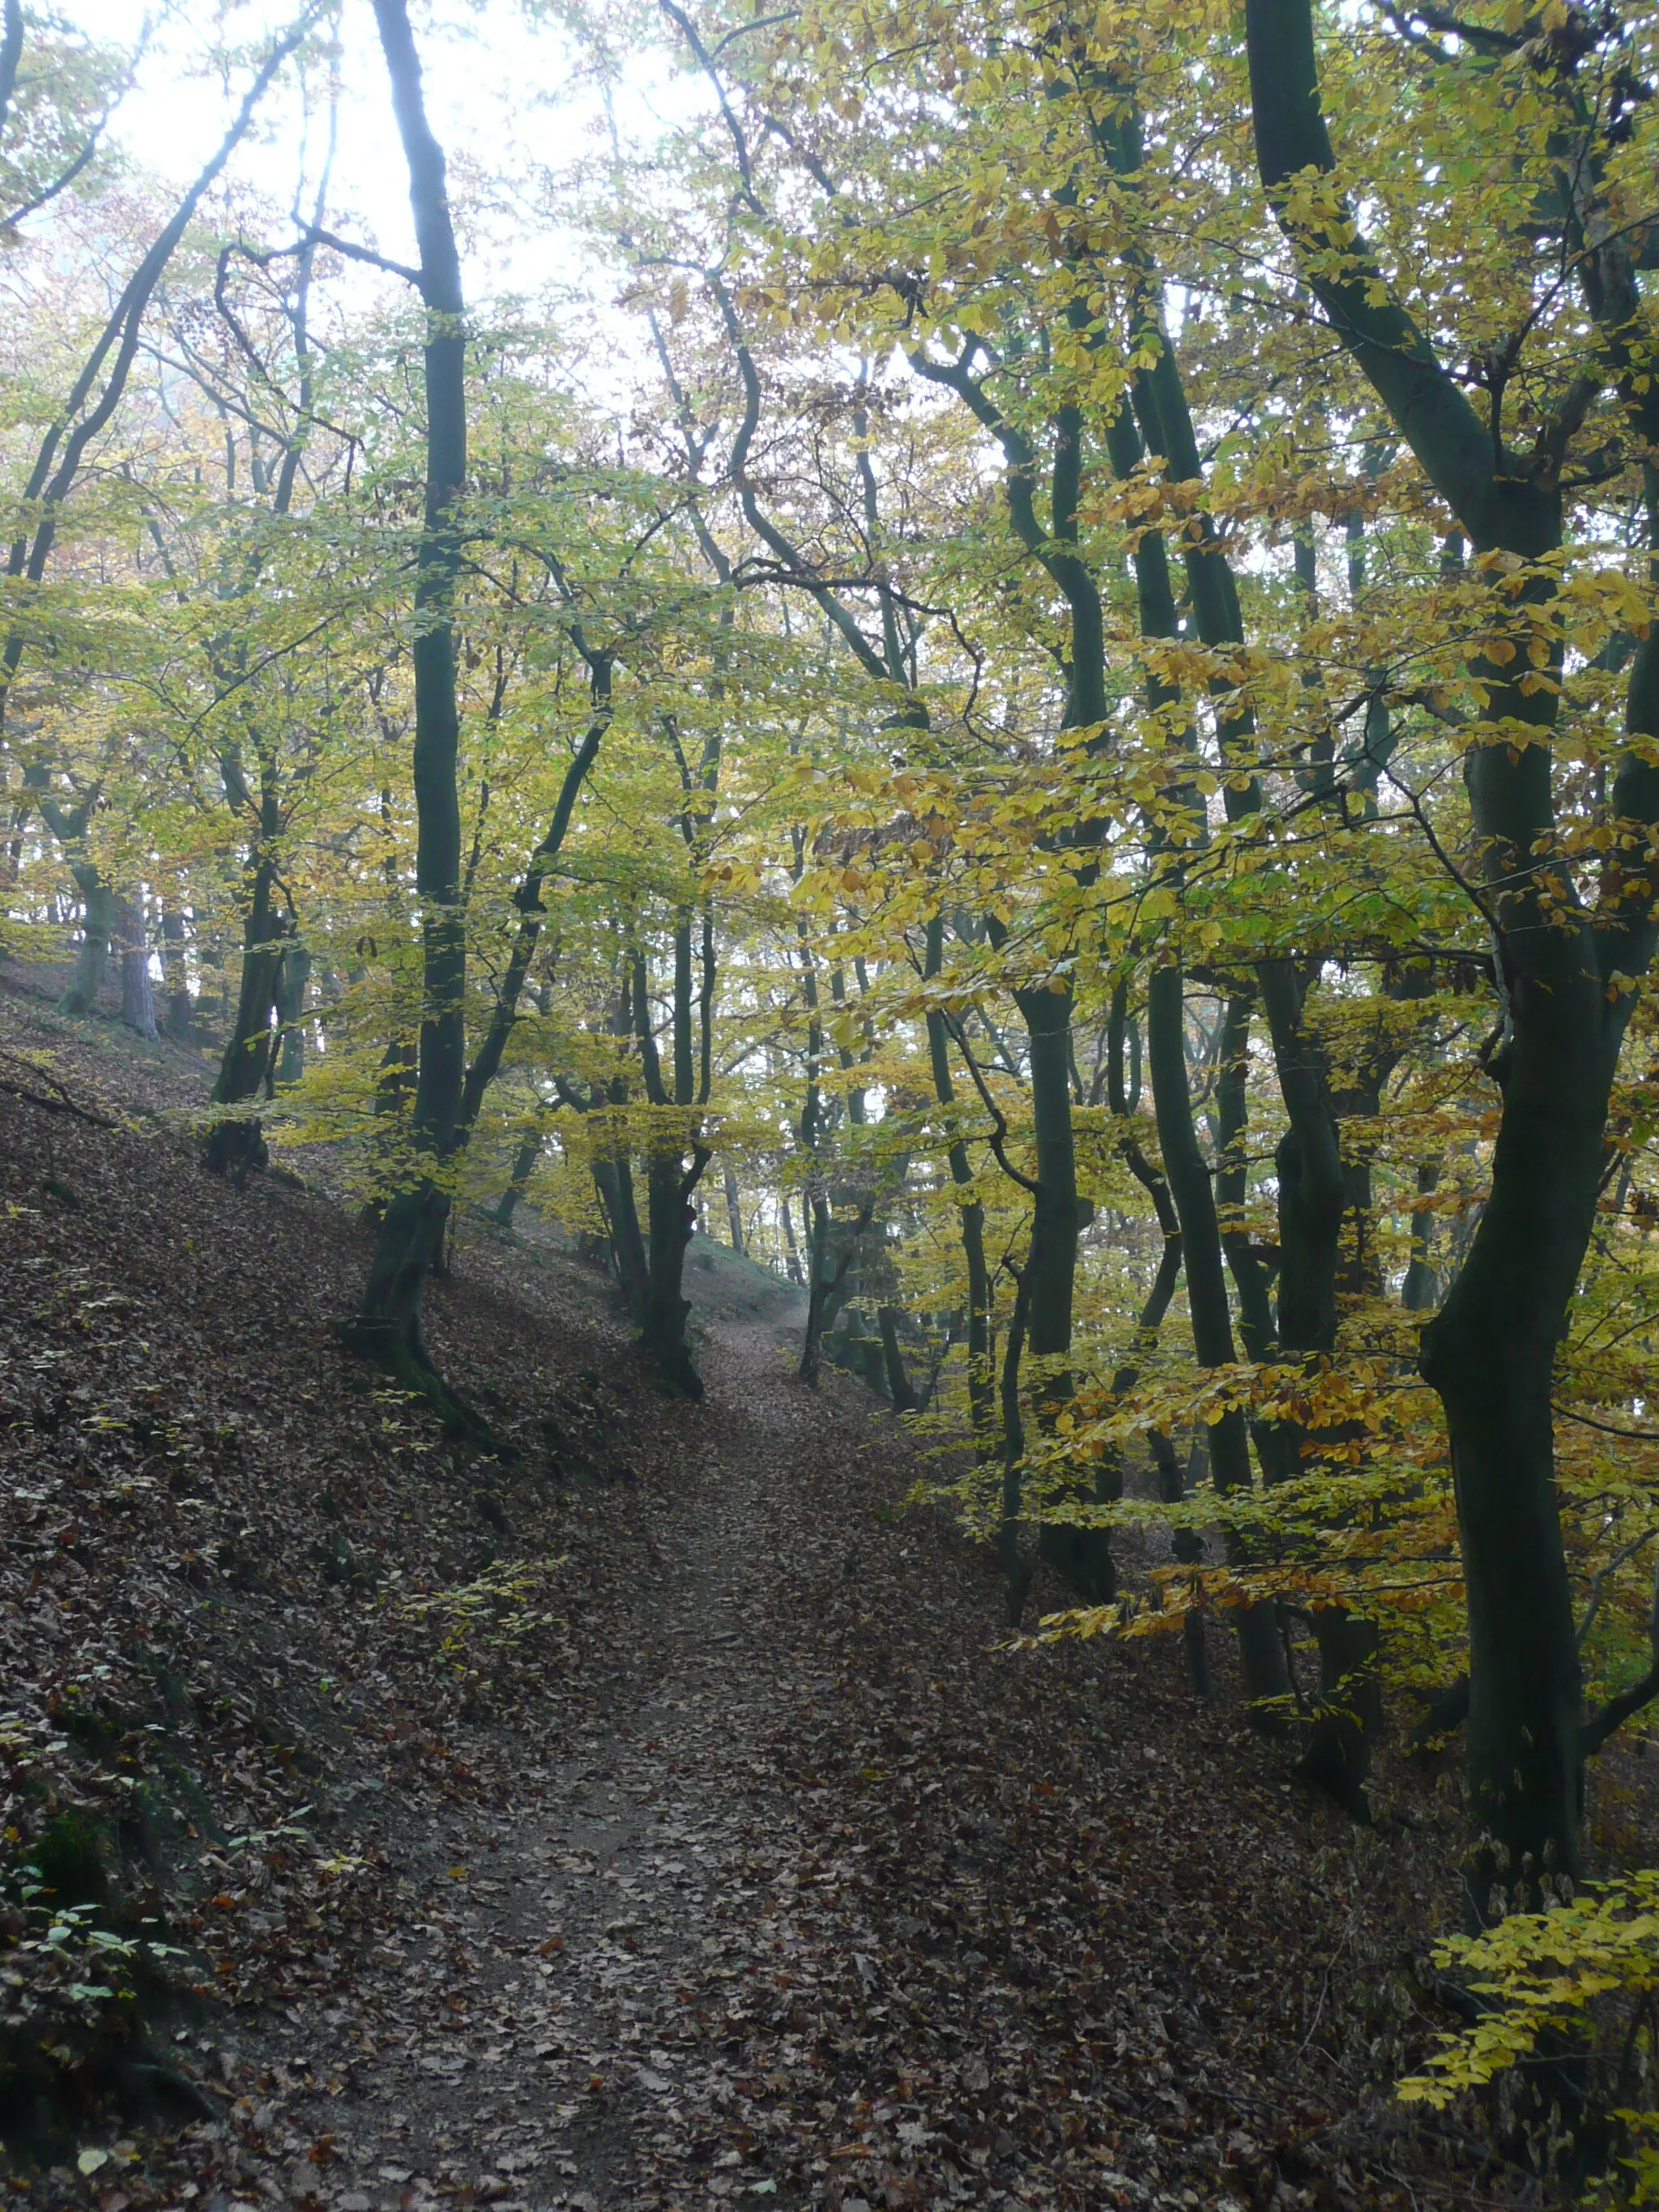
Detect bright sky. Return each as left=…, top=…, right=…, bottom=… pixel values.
left=50, top=2, right=697, bottom=314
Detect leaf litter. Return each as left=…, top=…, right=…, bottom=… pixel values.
left=0, top=978, right=1555, bottom=2209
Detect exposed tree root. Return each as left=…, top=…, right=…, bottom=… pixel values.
left=336, top=1316, right=517, bottom=1455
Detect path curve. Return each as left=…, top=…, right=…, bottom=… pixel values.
left=288, top=1272, right=838, bottom=2212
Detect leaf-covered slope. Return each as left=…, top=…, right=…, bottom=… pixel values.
left=0, top=972, right=674, bottom=2190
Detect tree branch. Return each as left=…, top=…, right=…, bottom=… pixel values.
left=941, top=1010, right=1040, bottom=1195
left=300, top=222, right=420, bottom=287
left=1582, top=1556, right=1659, bottom=1757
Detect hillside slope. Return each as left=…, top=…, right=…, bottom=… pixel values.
left=0, top=977, right=1538, bottom=2211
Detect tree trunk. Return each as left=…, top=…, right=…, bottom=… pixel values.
left=58, top=865, right=112, bottom=1016
left=723, top=1166, right=745, bottom=1254
left=195, top=931, right=232, bottom=1048
left=779, top=1188, right=804, bottom=1284
left=158, top=901, right=194, bottom=1042
left=361, top=1034, right=417, bottom=1229
left=1162, top=1436, right=1214, bottom=1701
left=642, top=1151, right=702, bottom=1398
left=923, top=915, right=994, bottom=1444
left=275, top=942, right=309, bottom=1086
left=999, top=1264, right=1034, bottom=1626
left=799, top=1191, right=836, bottom=1387
left=206, top=856, right=283, bottom=1178
left=1402, top=1159, right=1440, bottom=1313
left=349, top=0, right=471, bottom=1422
left=1017, top=983, right=1081, bottom=1382
left=1258, top=958, right=1344, bottom=1357
left=799, top=1174, right=881, bottom=1386
left=116, top=893, right=156, bottom=1040
left=1214, top=991, right=1278, bottom=1363
left=1107, top=981, right=1205, bottom=1689
left=492, top=1123, right=542, bottom=1228
left=1421, top=1033, right=1611, bottom=1912
left=1256, top=962, right=1381, bottom=1810
left=594, top=1151, right=650, bottom=1319
left=793, top=896, right=870, bottom=1387
left=877, top=1306, right=919, bottom=1413
left=1146, top=960, right=1290, bottom=1717
left=1012, top=979, right=1117, bottom=1600
left=631, top=933, right=710, bottom=1397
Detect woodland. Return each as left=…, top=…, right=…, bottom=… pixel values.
left=10, top=0, right=1659, bottom=2200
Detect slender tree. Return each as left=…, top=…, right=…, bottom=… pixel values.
left=348, top=0, right=472, bottom=1409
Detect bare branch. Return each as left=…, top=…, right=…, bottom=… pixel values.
left=1582, top=1554, right=1659, bottom=1757
left=941, top=1010, right=1040, bottom=1196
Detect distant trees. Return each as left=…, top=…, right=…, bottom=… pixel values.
left=0, top=7, right=315, bottom=1037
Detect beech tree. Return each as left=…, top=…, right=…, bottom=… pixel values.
left=1247, top=0, right=1659, bottom=1915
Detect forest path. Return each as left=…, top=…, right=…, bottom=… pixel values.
left=288, top=1265, right=845, bottom=2212
left=228, top=1231, right=1468, bottom=2212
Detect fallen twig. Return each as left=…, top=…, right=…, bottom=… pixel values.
left=0, top=1045, right=118, bottom=1127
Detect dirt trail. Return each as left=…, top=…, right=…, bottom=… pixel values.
left=182, top=1230, right=1500, bottom=2212
left=279, top=1272, right=834, bottom=2212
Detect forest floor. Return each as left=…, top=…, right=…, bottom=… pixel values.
left=0, top=969, right=1616, bottom=2211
